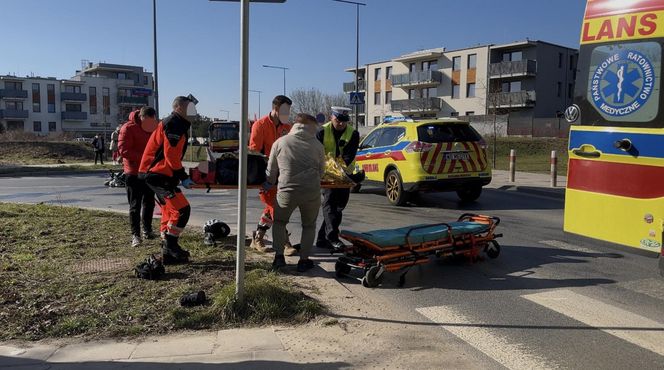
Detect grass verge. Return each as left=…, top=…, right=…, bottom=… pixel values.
left=0, top=164, right=121, bottom=176
left=487, top=137, right=569, bottom=174
left=0, top=141, right=97, bottom=165
left=0, top=202, right=321, bottom=341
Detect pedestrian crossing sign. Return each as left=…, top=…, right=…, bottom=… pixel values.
left=349, top=92, right=365, bottom=105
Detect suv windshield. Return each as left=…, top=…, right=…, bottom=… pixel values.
left=417, top=123, right=481, bottom=143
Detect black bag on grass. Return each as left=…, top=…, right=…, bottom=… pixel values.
left=134, top=254, right=165, bottom=280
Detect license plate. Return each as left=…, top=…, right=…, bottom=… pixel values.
left=444, top=152, right=469, bottom=161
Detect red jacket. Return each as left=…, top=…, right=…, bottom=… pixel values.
left=139, top=112, right=190, bottom=180
left=118, top=111, right=152, bottom=175
left=249, top=114, right=291, bottom=157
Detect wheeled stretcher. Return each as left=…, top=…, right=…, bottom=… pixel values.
left=335, top=213, right=502, bottom=288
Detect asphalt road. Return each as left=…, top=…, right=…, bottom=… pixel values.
left=1, top=173, right=663, bottom=369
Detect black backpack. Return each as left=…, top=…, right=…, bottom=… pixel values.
left=134, top=254, right=165, bottom=280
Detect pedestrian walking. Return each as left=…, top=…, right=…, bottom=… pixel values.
left=139, top=96, right=197, bottom=264
left=248, top=95, right=297, bottom=255
left=316, top=107, right=360, bottom=252
left=266, top=113, right=326, bottom=272
left=110, top=125, right=121, bottom=165
left=119, top=107, right=158, bottom=247
left=91, top=133, right=105, bottom=165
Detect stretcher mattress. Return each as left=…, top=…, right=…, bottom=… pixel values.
left=341, top=222, right=489, bottom=248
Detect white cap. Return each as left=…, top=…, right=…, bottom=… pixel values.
left=331, top=106, right=352, bottom=114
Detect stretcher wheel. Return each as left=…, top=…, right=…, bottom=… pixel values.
left=486, top=240, right=500, bottom=259
left=335, top=261, right=351, bottom=278
left=361, top=265, right=384, bottom=288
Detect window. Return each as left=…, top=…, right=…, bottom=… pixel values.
left=33, top=121, right=41, bottom=132
left=374, top=92, right=381, bottom=105
left=6, top=101, right=24, bottom=110
left=385, top=91, right=392, bottom=104
left=558, top=53, right=563, bottom=68
left=502, top=81, right=522, bottom=92
left=32, top=83, right=40, bottom=113
left=568, top=83, right=574, bottom=100
left=374, top=116, right=381, bottom=125
left=374, top=68, right=381, bottom=81
left=47, top=84, right=55, bottom=113
left=89, top=87, right=97, bottom=115
left=417, top=123, right=481, bottom=143
left=118, top=89, right=130, bottom=97
left=452, top=56, right=461, bottom=71
left=102, top=87, right=110, bottom=114
left=375, top=127, right=405, bottom=147
left=422, top=87, right=437, bottom=98
left=48, top=122, right=56, bottom=132
left=422, top=60, right=438, bottom=71
left=143, top=75, right=148, bottom=85
left=5, top=81, right=22, bottom=90
left=386, top=66, right=392, bottom=80
left=502, top=51, right=523, bottom=62
left=360, top=129, right=382, bottom=149
left=65, top=103, right=82, bottom=112
left=409, top=63, right=416, bottom=73
left=452, top=84, right=460, bottom=99
left=466, top=83, right=476, bottom=98
left=118, top=72, right=126, bottom=80
left=569, top=54, right=575, bottom=70
left=557, top=82, right=562, bottom=97
left=408, top=89, right=417, bottom=99
left=64, top=85, right=81, bottom=93
left=468, top=54, right=477, bottom=69
left=466, top=111, right=475, bottom=116
left=450, top=112, right=459, bottom=117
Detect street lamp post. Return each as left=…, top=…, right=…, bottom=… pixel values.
left=262, top=65, right=288, bottom=95
left=152, top=0, right=159, bottom=118
left=209, top=0, right=286, bottom=302
left=333, top=0, right=365, bottom=130
left=249, top=89, right=262, bottom=117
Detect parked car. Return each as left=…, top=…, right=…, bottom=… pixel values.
left=354, top=118, right=492, bottom=206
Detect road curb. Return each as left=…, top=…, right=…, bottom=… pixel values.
left=496, top=185, right=565, bottom=200
left=0, top=169, right=110, bottom=178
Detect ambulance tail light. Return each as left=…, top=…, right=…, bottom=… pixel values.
left=479, top=138, right=488, bottom=150
left=405, top=141, right=434, bottom=153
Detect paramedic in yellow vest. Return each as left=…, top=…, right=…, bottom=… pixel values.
left=315, top=107, right=360, bottom=252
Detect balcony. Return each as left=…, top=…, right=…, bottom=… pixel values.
left=60, top=92, right=88, bottom=102
left=118, top=96, right=148, bottom=105
left=489, top=91, right=536, bottom=108
left=343, top=80, right=366, bottom=92
left=489, top=60, right=537, bottom=78
left=391, top=70, right=443, bottom=88
left=0, top=109, right=29, bottom=119
left=391, top=97, right=441, bottom=113
left=61, top=111, right=88, bottom=121
left=0, top=89, right=28, bottom=99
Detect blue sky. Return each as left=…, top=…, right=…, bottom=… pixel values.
left=1, top=0, right=586, bottom=120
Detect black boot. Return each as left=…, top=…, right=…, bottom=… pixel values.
left=162, top=234, right=190, bottom=265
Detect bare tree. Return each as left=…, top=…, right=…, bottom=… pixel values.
left=291, top=88, right=346, bottom=118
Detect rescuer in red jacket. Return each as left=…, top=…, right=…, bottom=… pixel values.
left=118, top=107, right=159, bottom=247
left=139, top=96, right=197, bottom=264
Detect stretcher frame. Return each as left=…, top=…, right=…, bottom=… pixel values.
left=335, top=213, right=502, bottom=288
left=191, top=182, right=354, bottom=192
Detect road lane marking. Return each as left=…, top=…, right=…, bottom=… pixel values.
left=538, top=240, right=599, bottom=254
left=618, top=278, right=664, bottom=301
left=416, top=306, right=554, bottom=370
left=522, top=289, right=664, bottom=357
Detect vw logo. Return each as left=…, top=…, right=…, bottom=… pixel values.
left=564, top=104, right=580, bottom=123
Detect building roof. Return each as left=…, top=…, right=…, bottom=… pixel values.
left=491, top=39, right=577, bottom=51
left=80, top=63, right=145, bottom=74
left=393, top=47, right=445, bottom=63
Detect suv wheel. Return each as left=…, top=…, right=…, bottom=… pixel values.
left=456, top=186, right=482, bottom=202
left=385, top=170, right=409, bottom=206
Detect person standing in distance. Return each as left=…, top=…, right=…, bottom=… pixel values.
left=248, top=95, right=297, bottom=256
left=139, top=96, right=197, bottom=264
left=316, top=107, right=360, bottom=252
left=118, top=107, right=159, bottom=247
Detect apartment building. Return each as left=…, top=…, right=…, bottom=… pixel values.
left=0, top=62, right=154, bottom=138
left=344, top=40, right=578, bottom=135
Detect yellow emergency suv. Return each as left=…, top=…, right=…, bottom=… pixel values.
left=355, top=118, right=491, bottom=206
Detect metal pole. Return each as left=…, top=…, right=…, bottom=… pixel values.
left=354, top=3, right=359, bottom=130
left=509, top=149, right=516, bottom=182
left=550, top=150, right=558, bottom=187
left=152, top=0, right=159, bottom=118
left=236, top=0, right=249, bottom=302
left=282, top=69, right=286, bottom=95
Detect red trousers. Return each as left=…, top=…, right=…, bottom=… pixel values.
left=258, top=187, right=277, bottom=229
left=159, top=190, right=190, bottom=236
